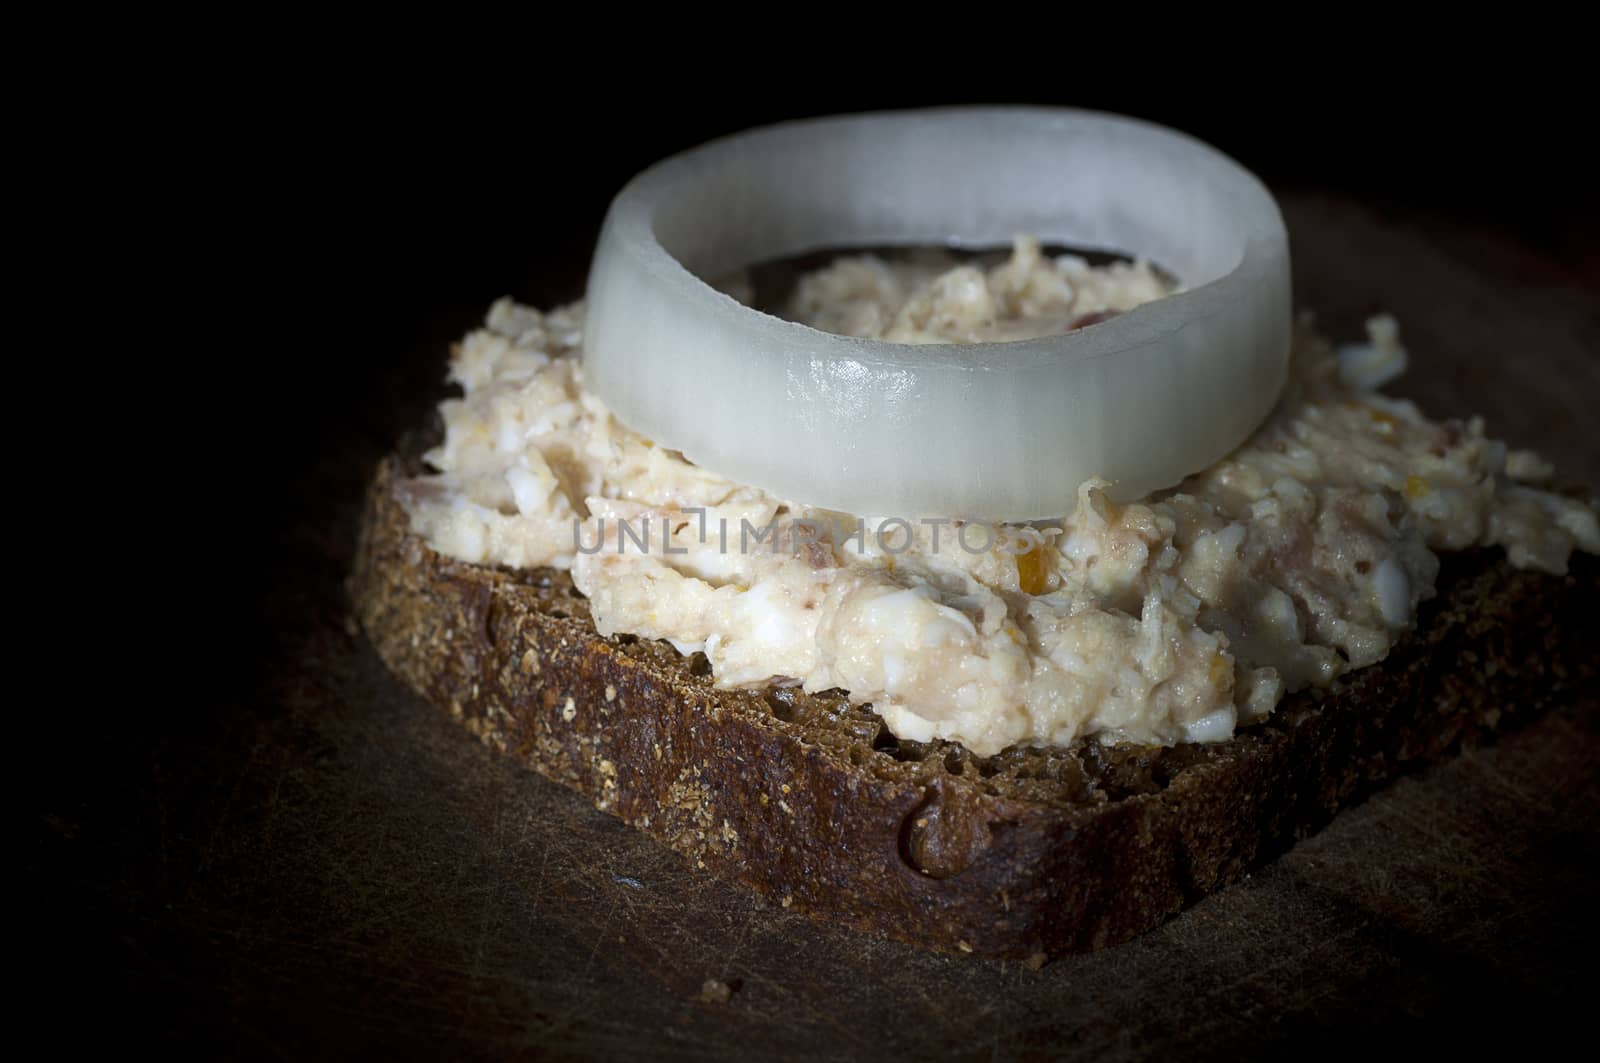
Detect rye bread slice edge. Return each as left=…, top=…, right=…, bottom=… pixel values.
left=350, top=455, right=1598, bottom=957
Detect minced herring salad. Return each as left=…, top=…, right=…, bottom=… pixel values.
left=398, top=237, right=1599, bottom=756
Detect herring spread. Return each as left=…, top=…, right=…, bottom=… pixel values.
left=399, top=238, right=1599, bottom=756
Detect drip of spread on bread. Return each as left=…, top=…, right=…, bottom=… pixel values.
left=398, top=237, right=1600, bottom=756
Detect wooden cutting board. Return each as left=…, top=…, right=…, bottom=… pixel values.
left=50, top=193, right=1599, bottom=1059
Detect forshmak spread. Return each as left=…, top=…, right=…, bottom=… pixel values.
left=398, top=238, right=1599, bottom=756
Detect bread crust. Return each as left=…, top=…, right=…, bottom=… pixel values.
left=351, top=456, right=1597, bottom=957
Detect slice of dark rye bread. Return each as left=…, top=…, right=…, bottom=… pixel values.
left=351, top=447, right=1599, bottom=958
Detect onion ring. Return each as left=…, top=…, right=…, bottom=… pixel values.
left=583, top=107, right=1290, bottom=519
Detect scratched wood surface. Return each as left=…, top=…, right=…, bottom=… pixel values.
left=40, top=194, right=1599, bottom=1059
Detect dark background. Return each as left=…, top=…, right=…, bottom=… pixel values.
left=43, top=63, right=1600, bottom=1058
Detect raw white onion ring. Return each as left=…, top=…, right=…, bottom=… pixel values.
left=582, top=107, right=1290, bottom=520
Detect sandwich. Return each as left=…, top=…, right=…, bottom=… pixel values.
left=351, top=109, right=1598, bottom=957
